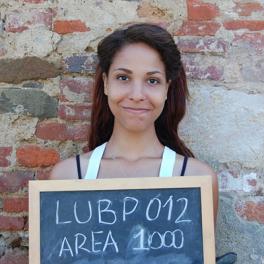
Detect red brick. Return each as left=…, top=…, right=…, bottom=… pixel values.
left=175, top=21, right=221, bottom=36
left=36, top=121, right=89, bottom=141
left=224, top=20, right=264, bottom=31
left=0, top=249, right=28, bottom=264
left=36, top=122, right=69, bottom=140
left=0, top=147, right=12, bottom=167
left=16, top=145, right=60, bottom=168
left=177, top=37, right=228, bottom=54
left=5, top=8, right=53, bottom=33
left=0, top=171, right=34, bottom=193
left=234, top=33, right=264, bottom=52
left=0, top=216, right=25, bottom=231
left=35, top=168, right=52, bottom=180
left=3, top=197, right=28, bottom=213
left=137, top=2, right=169, bottom=19
left=60, top=77, right=93, bottom=103
left=233, top=2, right=263, bottom=17
left=187, top=0, right=219, bottom=21
left=54, top=20, right=90, bottom=34
left=235, top=200, right=264, bottom=224
left=58, top=103, right=92, bottom=121
left=182, top=55, right=224, bottom=81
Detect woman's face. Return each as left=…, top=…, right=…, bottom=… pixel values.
left=103, top=42, right=170, bottom=133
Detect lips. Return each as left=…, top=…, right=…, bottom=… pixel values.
left=122, top=106, right=150, bottom=114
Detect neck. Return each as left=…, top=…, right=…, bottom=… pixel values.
left=105, top=125, right=164, bottom=161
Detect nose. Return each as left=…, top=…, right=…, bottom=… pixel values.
left=129, top=81, right=145, bottom=101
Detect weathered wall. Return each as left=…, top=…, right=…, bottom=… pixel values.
left=0, top=0, right=263, bottom=263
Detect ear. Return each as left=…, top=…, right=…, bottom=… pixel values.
left=102, top=73, right=108, bottom=95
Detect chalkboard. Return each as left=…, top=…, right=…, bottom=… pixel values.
left=29, top=177, right=215, bottom=264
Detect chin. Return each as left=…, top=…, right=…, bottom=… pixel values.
left=122, top=122, right=154, bottom=133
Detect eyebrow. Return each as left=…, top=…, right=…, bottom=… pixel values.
left=113, top=68, right=163, bottom=75
left=113, top=68, right=132, bottom=73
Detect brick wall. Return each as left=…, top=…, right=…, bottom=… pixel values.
left=0, top=0, right=263, bottom=263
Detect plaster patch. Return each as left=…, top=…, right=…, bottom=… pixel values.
left=14, top=29, right=61, bottom=58
left=0, top=114, right=38, bottom=145
left=180, top=84, right=264, bottom=168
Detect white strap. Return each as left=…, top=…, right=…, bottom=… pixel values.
left=85, top=143, right=176, bottom=179
left=84, top=142, right=107, bottom=179
left=159, top=146, right=176, bottom=177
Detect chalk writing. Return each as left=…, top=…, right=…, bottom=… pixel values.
left=55, top=195, right=191, bottom=227
left=40, top=187, right=203, bottom=263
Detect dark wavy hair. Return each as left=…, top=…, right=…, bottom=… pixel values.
left=89, top=23, right=194, bottom=157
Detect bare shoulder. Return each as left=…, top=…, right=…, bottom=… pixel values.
left=49, top=157, right=77, bottom=180
left=185, top=157, right=216, bottom=177
left=49, top=151, right=92, bottom=180
left=184, top=157, right=218, bottom=193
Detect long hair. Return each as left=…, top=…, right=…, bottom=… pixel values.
left=89, top=23, right=194, bottom=157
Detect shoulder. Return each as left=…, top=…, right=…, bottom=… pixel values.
left=49, top=157, right=77, bottom=180
left=49, top=152, right=92, bottom=180
left=185, top=157, right=216, bottom=177
left=176, top=155, right=218, bottom=188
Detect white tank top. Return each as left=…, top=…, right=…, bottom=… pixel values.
left=84, top=142, right=176, bottom=179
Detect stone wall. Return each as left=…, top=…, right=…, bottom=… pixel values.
left=0, top=0, right=263, bottom=263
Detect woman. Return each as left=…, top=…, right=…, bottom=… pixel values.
left=51, top=22, right=218, bottom=218
left=50, top=23, right=236, bottom=264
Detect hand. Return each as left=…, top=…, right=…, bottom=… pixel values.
left=216, top=252, right=237, bottom=264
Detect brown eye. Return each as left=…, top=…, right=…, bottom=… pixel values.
left=148, top=78, right=160, bottom=85
left=117, top=75, right=129, bottom=81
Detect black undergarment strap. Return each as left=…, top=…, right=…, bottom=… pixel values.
left=76, top=155, right=82, bottom=179
left=180, top=156, right=188, bottom=176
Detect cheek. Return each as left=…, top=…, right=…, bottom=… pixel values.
left=152, top=91, right=167, bottom=106
left=106, top=99, right=118, bottom=119
left=106, top=91, right=123, bottom=114
left=107, top=90, right=125, bottom=105
left=107, top=81, right=127, bottom=99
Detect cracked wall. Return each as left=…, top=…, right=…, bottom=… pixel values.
left=0, top=0, right=263, bottom=263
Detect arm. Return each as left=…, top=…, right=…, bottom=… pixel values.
left=49, top=158, right=78, bottom=180
left=185, top=158, right=219, bottom=226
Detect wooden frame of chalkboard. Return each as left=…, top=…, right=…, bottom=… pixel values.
left=29, top=176, right=215, bottom=264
